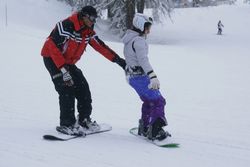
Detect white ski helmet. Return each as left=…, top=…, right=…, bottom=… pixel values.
left=132, top=13, right=153, bottom=32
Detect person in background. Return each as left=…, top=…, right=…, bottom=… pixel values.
left=217, top=20, right=224, bottom=35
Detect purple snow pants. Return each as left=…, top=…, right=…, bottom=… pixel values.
left=129, top=75, right=167, bottom=127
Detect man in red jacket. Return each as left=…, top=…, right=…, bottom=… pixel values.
left=41, top=6, right=125, bottom=135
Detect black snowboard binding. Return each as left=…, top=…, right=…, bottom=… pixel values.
left=147, top=118, right=171, bottom=141
left=56, top=125, right=85, bottom=136
left=138, top=119, right=148, bottom=137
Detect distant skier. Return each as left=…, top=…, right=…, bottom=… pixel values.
left=122, top=13, right=170, bottom=141
left=217, top=20, right=224, bottom=35
left=41, top=6, right=126, bottom=135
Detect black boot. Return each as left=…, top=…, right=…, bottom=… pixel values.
left=56, top=124, right=85, bottom=136
left=147, top=118, right=170, bottom=141
left=138, top=119, right=148, bottom=137
left=78, top=117, right=100, bottom=131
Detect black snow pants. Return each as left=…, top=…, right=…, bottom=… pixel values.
left=43, top=57, right=92, bottom=126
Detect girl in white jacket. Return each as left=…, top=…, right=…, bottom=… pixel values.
left=122, top=13, right=170, bottom=141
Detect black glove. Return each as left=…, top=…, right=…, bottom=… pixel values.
left=60, top=66, right=74, bottom=86
left=113, top=56, right=126, bottom=70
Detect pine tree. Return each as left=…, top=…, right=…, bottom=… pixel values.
left=61, top=0, right=173, bottom=35
left=126, top=0, right=136, bottom=29
left=109, top=0, right=135, bottom=33
left=109, top=0, right=127, bottom=33
left=71, top=0, right=103, bottom=10
left=137, top=0, right=145, bottom=13
left=149, top=0, right=173, bottom=23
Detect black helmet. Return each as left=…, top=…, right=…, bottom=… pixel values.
left=80, top=6, right=97, bottom=18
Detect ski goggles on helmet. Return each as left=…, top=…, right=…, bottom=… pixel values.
left=83, top=14, right=97, bottom=23
left=89, top=15, right=97, bottom=23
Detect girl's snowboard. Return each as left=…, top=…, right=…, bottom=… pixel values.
left=129, top=127, right=179, bottom=148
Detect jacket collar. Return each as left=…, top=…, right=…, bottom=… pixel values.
left=68, top=13, right=95, bottom=36
left=69, top=13, right=83, bottom=31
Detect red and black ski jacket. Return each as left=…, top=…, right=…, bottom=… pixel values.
left=41, top=13, right=118, bottom=69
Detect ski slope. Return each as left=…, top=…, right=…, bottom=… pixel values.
left=1, top=0, right=250, bottom=167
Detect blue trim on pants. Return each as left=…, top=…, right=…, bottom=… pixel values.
left=128, top=75, right=167, bottom=127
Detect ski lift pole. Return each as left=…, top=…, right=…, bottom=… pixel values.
left=5, top=2, right=8, bottom=27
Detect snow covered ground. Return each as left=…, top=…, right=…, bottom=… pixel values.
left=1, top=0, right=250, bottom=167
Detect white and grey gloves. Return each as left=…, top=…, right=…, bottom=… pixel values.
left=148, top=71, right=160, bottom=89
left=60, top=66, right=74, bottom=86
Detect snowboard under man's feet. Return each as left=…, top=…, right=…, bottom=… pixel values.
left=56, top=118, right=101, bottom=136
left=43, top=122, right=112, bottom=141
left=77, top=118, right=101, bottom=132
left=56, top=124, right=85, bottom=136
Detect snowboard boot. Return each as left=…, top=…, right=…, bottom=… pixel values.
left=147, top=118, right=171, bottom=141
left=138, top=119, right=148, bottom=137
left=56, top=124, right=85, bottom=136
left=78, top=118, right=100, bottom=132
